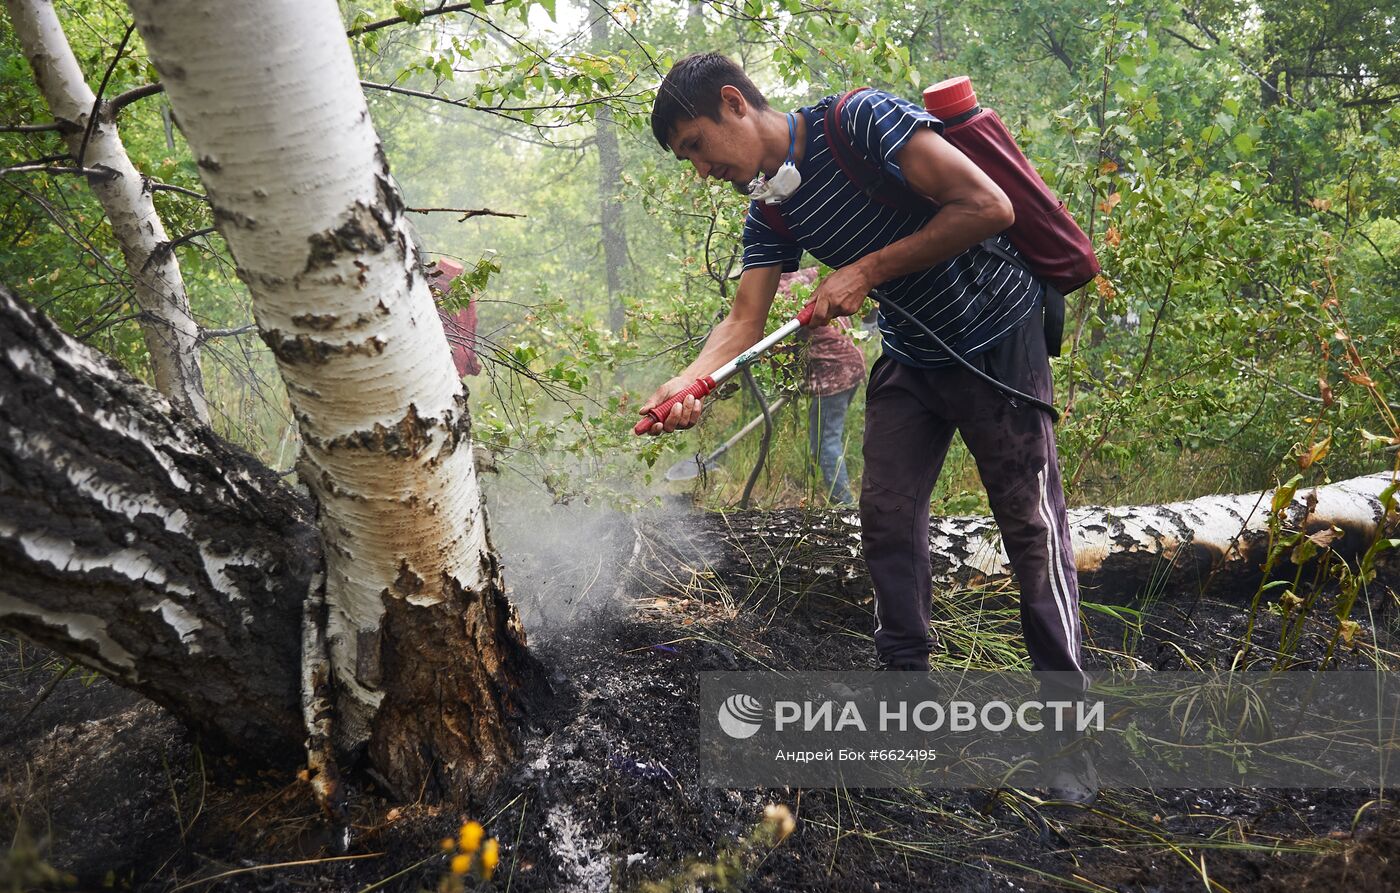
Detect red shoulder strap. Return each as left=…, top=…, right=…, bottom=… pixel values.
left=825, top=89, right=881, bottom=199
left=757, top=200, right=794, bottom=242
left=755, top=89, right=933, bottom=243
left=825, top=88, right=935, bottom=215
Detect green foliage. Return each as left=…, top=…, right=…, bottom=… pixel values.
left=2, top=0, right=1397, bottom=510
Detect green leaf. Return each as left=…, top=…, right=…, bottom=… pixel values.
left=1271, top=474, right=1303, bottom=514
left=393, top=3, right=424, bottom=25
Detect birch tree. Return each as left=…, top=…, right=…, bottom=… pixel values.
left=121, top=0, right=538, bottom=801
left=5, top=0, right=209, bottom=423
left=0, top=282, right=312, bottom=767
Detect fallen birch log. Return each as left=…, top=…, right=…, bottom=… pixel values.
left=632, top=473, right=1399, bottom=609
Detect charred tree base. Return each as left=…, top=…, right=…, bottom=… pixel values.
left=366, top=557, right=551, bottom=804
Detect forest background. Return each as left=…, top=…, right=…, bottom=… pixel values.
left=3, top=0, right=1398, bottom=514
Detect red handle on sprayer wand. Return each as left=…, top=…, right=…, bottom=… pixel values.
left=634, top=300, right=818, bottom=436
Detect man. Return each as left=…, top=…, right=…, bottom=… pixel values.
left=641, top=54, right=1094, bottom=802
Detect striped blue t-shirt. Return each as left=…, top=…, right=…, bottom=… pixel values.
left=742, top=89, right=1043, bottom=368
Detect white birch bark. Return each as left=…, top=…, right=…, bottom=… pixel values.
left=6, top=0, right=209, bottom=424
left=0, top=283, right=313, bottom=765
left=928, top=472, right=1398, bottom=595
left=125, top=0, right=535, bottom=796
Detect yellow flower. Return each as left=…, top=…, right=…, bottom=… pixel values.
left=459, top=820, right=484, bottom=853
left=450, top=853, right=471, bottom=875
left=481, top=839, right=500, bottom=878
left=440, top=837, right=455, bottom=852
left=762, top=804, right=796, bottom=843
left=778, top=815, right=796, bottom=842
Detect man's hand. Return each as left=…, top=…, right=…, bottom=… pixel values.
left=807, top=264, right=875, bottom=326
left=638, top=375, right=704, bottom=436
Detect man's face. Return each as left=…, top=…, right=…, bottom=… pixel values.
left=667, top=98, right=763, bottom=193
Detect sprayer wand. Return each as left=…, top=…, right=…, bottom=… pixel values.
left=634, top=288, right=1061, bottom=437
left=633, top=300, right=817, bottom=435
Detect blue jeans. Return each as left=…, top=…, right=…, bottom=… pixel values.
left=808, top=386, right=856, bottom=506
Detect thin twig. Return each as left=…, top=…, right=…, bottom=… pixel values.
left=199, top=323, right=257, bottom=342
left=145, top=178, right=208, bottom=202
left=0, top=180, right=130, bottom=284
left=168, top=853, right=385, bottom=892
left=0, top=162, right=118, bottom=179
left=1230, top=358, right=1323, bottom=404
left=406, top=206, right=524, bottom=221
left=141, top=226, right=216, bottom=271
left=0, top=121, right=67, bottom=134
left=347, top=2, right=495, bottom=36
left=360, top=79, right=646, bottom=116
left=19, top=663, right=77, bottom=723
left=74, top=23, right=136, bottom=171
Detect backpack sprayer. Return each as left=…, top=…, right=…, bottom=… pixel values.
left=636, top=76, right=1103, bottom=437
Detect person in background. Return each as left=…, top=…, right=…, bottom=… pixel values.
left=780, top=267, right=864, bottom=507
left=428, top=258, right=482, bottom=377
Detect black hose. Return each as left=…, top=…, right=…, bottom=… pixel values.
left=869, top=294, right=1060, bottom=423
left=739, top=368, right=773, bottom=509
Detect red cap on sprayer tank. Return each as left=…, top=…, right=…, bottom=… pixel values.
left=923, top=76, right=978, bottom=119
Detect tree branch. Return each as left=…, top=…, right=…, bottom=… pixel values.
left=1342, top=95, right=1399, bottom=108
left=143, top=176, right=208, bottom=202
left=1162, top=27, right=1211, bottom=52
left=199, top=323, right=257, bottom=342
left=0, top=180, right=130, bottom=285
left=107, top=81, right=166, bottom=115
left=0, top=121, right=68, bottom=134
left=142, top=226, right=217, bottom=271
left=75, top=23, right=137, bottom=171
left=406, top=206, right=524, bottom=221
left=0, top=161, right=119, bottom=180
left=346, top=2, right=497, bottom=36
left=361, top=79, right=646, bottom=118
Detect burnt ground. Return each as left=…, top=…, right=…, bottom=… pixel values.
left=3, top=505, right=1399, bottom=892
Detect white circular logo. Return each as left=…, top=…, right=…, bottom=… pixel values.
left=718, top=693, right=765, bottom=739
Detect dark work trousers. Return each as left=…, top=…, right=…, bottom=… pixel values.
left=859, top=309, right=1085, bottom=687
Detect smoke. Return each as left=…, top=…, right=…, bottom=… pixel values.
left=482, top=473, right=716, bottom=642
left=483, top=474, right=638, bottom=640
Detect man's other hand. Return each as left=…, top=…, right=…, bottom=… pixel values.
left=639, top=375, right=705, bottom=436
left=808, top=265, right=875, bottom=326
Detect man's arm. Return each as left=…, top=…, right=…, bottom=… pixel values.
left=807, top=128, right=1014, bottom=325
left=638, top=264, right=784, bottom=435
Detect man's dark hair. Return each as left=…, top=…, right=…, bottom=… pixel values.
left=650, top=52, right=769, bottom=150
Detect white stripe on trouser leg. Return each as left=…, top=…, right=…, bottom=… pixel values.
left=1039, top=467, right=1082, bottom=662
left=1036, top=468, right=1077, bottom=656
left=1041, top=464, right=1080, bottom=655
